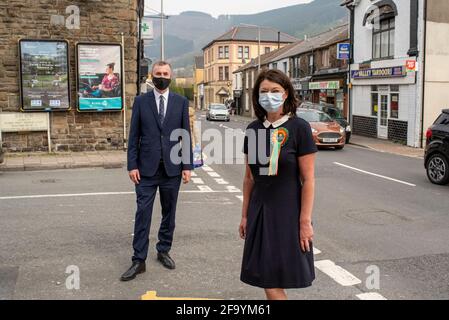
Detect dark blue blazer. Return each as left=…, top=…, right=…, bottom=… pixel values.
left=127, top=91, right=194, bottom=177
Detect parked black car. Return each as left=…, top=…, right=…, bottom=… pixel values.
left=0, top=146, right=4, bottom=164
left=425, top=109, right=449, bottom=185
left=300, top=101, right=352, bottom=143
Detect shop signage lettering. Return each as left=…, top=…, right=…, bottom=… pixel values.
left=309, top=81, right=340, bottom=90
left=351, top=66, right=406, bottom=79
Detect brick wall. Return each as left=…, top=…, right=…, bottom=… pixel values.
left=352, top=115, right=377, bottom=138
left=388, top=119, right=408, bottom=144
left=0, top=0, right=139, bottom=152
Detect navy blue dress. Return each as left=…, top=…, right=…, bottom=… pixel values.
left=241, top=116, right=318, bottom=289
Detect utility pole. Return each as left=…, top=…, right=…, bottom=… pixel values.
left=160, top=0, right=165, bottom=60
left=258, top=26, right=261, bottom=74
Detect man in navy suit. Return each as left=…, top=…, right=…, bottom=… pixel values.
left=121, top=61, right=193, bottom=282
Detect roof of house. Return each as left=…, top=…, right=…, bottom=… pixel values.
left=274, top=23, right=349, bottom=60
left=202, top=25, right=298, bottom=50
left=233, top=41, right=299, bottom=73
left=194, top=56, right=204, bottom=69
left=233, top=24, right=349, bottom=74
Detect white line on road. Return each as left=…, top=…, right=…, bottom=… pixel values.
left=226, top=186, right=241, bottom=193
left=191, top=178, right=205, bottom=184
left=356, top=292, right=387, bottom=300
left=314, top=260, right=362, bottom=286
left=334, top=162, right=416, bottom=187
left=207, top=172, right=221, bottom=178
left=214, top=178, right=229, bottom=185
left=201, top=166, right=213, bottom=172
left=197, top=185, right=214, bottom=192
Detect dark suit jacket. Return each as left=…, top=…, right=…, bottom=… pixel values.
left=127, top=91, right=194, bottom=177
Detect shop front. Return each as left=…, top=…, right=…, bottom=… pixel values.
left=350, top=62, right=418, bottom=146
left=308, top=79, right=348, bottom=117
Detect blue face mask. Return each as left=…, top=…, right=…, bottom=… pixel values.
left=259, top=92, right=285, bottom=113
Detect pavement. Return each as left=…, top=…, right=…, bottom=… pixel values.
left=1, top=113, right=448, bottom=300
left=0, top=113, right=425, bottom=172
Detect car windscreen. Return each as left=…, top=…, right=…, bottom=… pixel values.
left=297, top=110, right=333, bottom=122
left=210, top=105, right=227, bottom=110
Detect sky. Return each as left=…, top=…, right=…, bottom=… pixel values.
left=144, top=0, right=313, bottom=18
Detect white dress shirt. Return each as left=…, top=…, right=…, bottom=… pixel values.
left=154, top=89, right=170, bottom=116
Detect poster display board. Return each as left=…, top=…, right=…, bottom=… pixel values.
left=19, top=39, right=70, bottom=111
left=76, top=43, right=124, bottom=111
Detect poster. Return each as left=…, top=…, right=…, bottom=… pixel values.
left=76, top=43, right=123, bottom=111
left=337, top=43, right=350, bottom=60
left=19, top=39, right=70, bottom=111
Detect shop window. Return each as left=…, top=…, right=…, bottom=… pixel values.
left=373, top=17, right=395, bottom=59
left=371, top=85, right=379, bottom=116
left=390, top=85, right=399, bottom=119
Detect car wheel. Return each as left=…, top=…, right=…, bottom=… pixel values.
left=426, top=153, right=449, bottom=185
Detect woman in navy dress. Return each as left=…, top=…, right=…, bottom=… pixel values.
left=239, top=69, right=317, bottom=300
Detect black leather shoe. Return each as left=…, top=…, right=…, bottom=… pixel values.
left=157, top=252, right=176, bottom=270
left=120, top=261, right=146, bottom=281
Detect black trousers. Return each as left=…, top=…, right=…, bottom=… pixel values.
left=132, top=162, right=182, bottom=262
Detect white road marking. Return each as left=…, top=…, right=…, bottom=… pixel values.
left=197, top=185, right=213, bottom=192
left=191, top=178, right=205, bottom=184
left=207, top=172, right=221, bottom=178
left=313, top=247, right=321, bottom=255
left=314, top=260, right=362, bottom=286
left=202, top=166, right=213, bottom=172
left=356, top=292, right=387, bottom=300
left=236, top=195, right=244, bottom=201
left=334, top=162, right=416, bottom=187
left=214, top=178, right=229, bottom=185
left=226, top=186, right=241, bottom=193
left=190, top=171, right=198, bottom=177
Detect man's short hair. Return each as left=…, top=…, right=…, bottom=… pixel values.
left=151, top=61, right=172, bottom=73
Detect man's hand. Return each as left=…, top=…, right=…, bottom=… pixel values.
left=129, top=169, right=141, bottom=185
left=182, top=170, right=191, bottom=184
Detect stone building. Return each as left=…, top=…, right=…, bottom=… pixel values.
left=0, top=0, right=141, bottom=152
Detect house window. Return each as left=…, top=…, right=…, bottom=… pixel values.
left=244, top=46, right=250, bottom=59
left=265, top=47, right=271, bottom=54
left=219, top=67, right=224, bottom=81
left=225, top=46, right=229, bottom=59
left=219, top=46, right=223, bottom=59
left=283, top=62, right=288, bottom=74
left=308, top=55, right=314, bottom=74
left=321, top=49, right=330, bottom=67
left=390, top=85, right=399, bottom=119
left=272, top=62, right=278, bottom=70
left=373, top=17, right=395, bottom=59
left=238, top=46, right=243, bottom=59
left=224, top=66, right=229, bottom=80
left=371, top=85, right=378, bottom=116
left=211, top=48, right=214, bottom=62
left=292, top=57, right=301, bottom=78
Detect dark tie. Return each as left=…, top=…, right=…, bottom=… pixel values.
left=159, top=95, right=165, bottom=124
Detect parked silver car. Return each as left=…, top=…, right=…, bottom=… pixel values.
left=206, top=103, right=230, bottom=122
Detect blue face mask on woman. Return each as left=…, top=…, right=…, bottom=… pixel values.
left=258, top=92, right=285, bottom=113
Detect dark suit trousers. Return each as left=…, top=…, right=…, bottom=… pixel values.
left=132, top=162, right=182, bottom=262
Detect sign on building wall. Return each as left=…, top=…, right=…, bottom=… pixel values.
left=309, top=81, right=340, bottom=90
left=351, top=66, right=406, bottom=79
left=76, top=43, right=124, bottom=111
left=19, top=39, right=71, bottom=112
left=337, top=43, right=350, bottom=60
left=141, top=18, right=154, bottom=40
left=0, top=112, right=49, bottom=132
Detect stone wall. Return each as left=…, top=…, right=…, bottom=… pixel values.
left=0, top=0, right=139, bottom=152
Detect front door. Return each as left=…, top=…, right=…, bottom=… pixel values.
left=378, top=94, right=389, bottom=139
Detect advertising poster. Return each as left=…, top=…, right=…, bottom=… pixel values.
left=76, top=43, right=123, bottom=111
left=19, top=39, right=70, bottom=111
